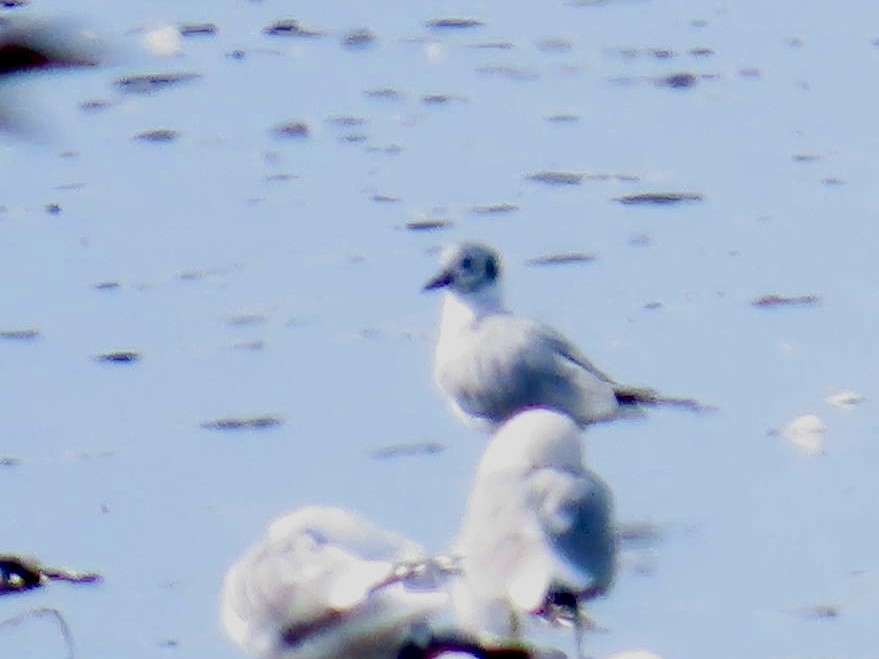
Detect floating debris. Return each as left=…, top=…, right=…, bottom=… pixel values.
left=179, top=23, right=217, bottom=37
left=225, top=312, right=266, bottom=327
left=779, top=414, right=826, bottom=455
left=0, top=328, right=39, bottom=340
left=690, top=47, right=714, bottom=57
left=80, top=98, right=112, bottom=111
left=544, top=113, right=580, bottom=123
left=369, top=441, right=446, bottom=460
left=425, top=17, right=484, bottom=30
left=0, top=457, right=20, bottom=467
left=470, top=202, right=518, bottom=215
left=114, top=71, right=201, bottom=94
left=792, top=153, right=822, bottom=162
left=526, top=251, right=597, bottom=266
left=364, top=87, right=403, bottom=101
left=536, top=37, right=573, bottom=53
left=822, top=176, right=845, bottom=186
left=201, top=415, right=283, bottom=431
left=656, top=72, right=698, bottom=88
left=271, top=121, right=309, bottom=139
left=342, top=28, right=376, bottom=49
left=616, top=521, right=664, bottom=549
left=792, top=604, right=840, bottom=620
left=340, top=133, right=367, bottom=143
left=614, top=192, right=704, bottom=205
left=752, top=294, right=821, bottom=308
left=264, top=172, right=299, bottom=182
left=525, top=170, right=584, bottom=185
left=644, top=301, right=663, bottom=310
left=739, top=67, right=762, bottom=78
left=0, top=555, right=101, bottom=595
left=45, top=202, right=61, bottom=214
left=475, top=65, right=539, bottom=81
left=370, top=193, right=399, bottom=203
left=421, top=93, right=465, bottom=105
left=134, top=128, right=179, bottom=143
left=94, top=350, right=140, bottom=363
left=826, top=390, right=865, bottom=410
left=232, top=340, right=265, bottom=352
left=403, top=219, right=453, bottom=232
left=93, top=281, right=121, bottom=291
left=467, top=41, right=515, bottom=50
left=263, top=19, right=322, bottom=38
left=327, top=115, right=367, bottom=127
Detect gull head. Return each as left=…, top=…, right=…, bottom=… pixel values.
left=423, top=242, right=502, bottom=295
left=479, top=408, right=585, bottom=475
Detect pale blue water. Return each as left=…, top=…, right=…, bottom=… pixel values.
left=2, top=1, right=878, bottom=658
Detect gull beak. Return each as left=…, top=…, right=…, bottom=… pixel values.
left=422, top=269, right=454, bottom=292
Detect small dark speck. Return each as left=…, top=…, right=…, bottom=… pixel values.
left=615, top=192, right=703, bottom=205
left=822, top=176, right=845, bottom=186
left=689, top=47, right=714, bottom=57
left=232, top=340, right=265, bottom=352
left=425, top=17, right=484, bottom=30
left=0, top=328, right=40, bottom=340
left=0, top=456, right=20, bottom=467
left=0, top=0, right=29, bottom=6
left=526, top=171, right=584, bottom=185
left=340, top=133, right=367, bottom=143
left=342, top=28, right=377, bottom=49
left=201, top=416, right=283, bottom=431
left=644, top=301, right=663, bottom=310
left=135, top=129, right=179, bottom=143
left=657, top=72, right=698, bottom=88
left=93, top=281, right=121, bottom=291
left=225, top=312, right=266, bottom=327
left=159, top=639, right=180, bottom=648
left=527, top=252, right=596, bottom=266
left=369, top=442, right=447, bottom=460
left=95, top=351, right=140, bottom=363
left=752, top=294, right=821, bottom=308
left=475, top=65, right=538, bottom=81
left=226, top=49, right=246, bottom=61
left=179, top=23, right=217, bottom=37
left=263, top=19, right=323, bottom=37
left=738, top=67, right=761, bottom=78
left=45, top=203, right=62, bottom=214
left=264, top=173, right=299, bottom=182
left=792, top=153, right=821, bottom=162
left=404, top=219, right=452, bottom=232
left=628, top=233, right=654, bottom=247
left=650, top=48, right=677, bottom=59
left=271, top=121, right=309, bottom=139
left=467, top=41, right=514, bottom=50
left=787, top=37, right=805, bottom=48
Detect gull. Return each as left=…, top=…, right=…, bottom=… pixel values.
left=452, top=409, right=616, bottom=656
left=423, top=242, right=706, bottom=431
left=220, top=506, right=449, bottom=659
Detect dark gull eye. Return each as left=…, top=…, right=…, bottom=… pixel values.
left=485, top=257, right=497, bottom=280
left=460, top=256, right=473, bottom=271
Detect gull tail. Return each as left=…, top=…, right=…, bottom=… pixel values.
left=613, top=385, right=714, bottom=413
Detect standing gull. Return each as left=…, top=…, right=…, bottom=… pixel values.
left=423, top=242, right=705, bottom=431
left=452, top=409, right=616, bottom=655
left=220, top=506, right=448, bottom=659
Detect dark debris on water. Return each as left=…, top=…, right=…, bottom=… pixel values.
left=342, top=28, right=377, bottom=49
left=470, top=202, right=518, bottom=215
left=403, top=219, right=453, bottom=232
left=0, top=327, right=40, bottom=340
left=271, top=121, right=309, bottom=139
left=263, top=19, right=323, bottom=37
left=114, top=72, right=201, bottom=94
left=134, top=128, right=179, bottom=143
left=526, top=251, right=597, bottom=266
left=369, top=442, right=447, bottom=460
left=614, top=192, right=704, bottom=205
left=0, top=555, right=101, bottom=596
left=201, top=416, right=284, bottom=431
left=425, top=17, right=484, bottom=30
left=179, top=23, right=217, bottom=37
left=94, top=350, right=140, bottom=363
left=752, top=294, right=821, bottom=309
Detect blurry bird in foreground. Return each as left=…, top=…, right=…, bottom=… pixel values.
left=220, top=505, right=562, bottom=659
left=452, top=409, right=617, bottom=658
left=0, top=17, right=103, bottom=133
left=424, top=242, right=709, bottom=432
left=220, top=506, right=447, bottom=659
